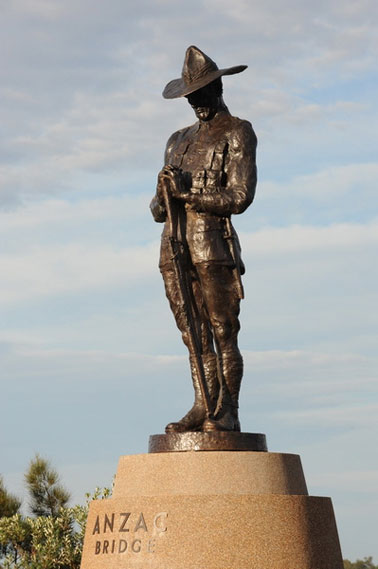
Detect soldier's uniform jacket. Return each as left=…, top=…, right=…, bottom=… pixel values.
left=151, top=110, right=257, bottom=272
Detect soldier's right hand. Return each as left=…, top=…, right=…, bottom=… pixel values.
left=156, top=169, right=169, bottom=202
left=159, top=166, right=185, bottom=198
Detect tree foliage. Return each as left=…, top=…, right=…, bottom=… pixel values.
left=0, top=456, right=111, bottom=569
left=344, top=558, right=378, bottom=569
left=0, top=478, right=21, bottom=519
left=0, top=504, right=87, bottom=569
left=24, top=456, right=70, bottom=518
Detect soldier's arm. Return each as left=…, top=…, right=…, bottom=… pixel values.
left=176, top=120, right=257, bottom=217
left=150, top=131, right=180, bottom=223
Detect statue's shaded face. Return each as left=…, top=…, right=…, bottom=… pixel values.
left=186, top=83, right=219, bottom=122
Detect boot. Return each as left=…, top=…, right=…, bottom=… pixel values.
left=165, top=353, right=219, bottom=433
left=202, top=351, right=243, bottom=432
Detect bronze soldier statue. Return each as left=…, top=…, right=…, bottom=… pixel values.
left=150, top=46, right=257, bottom=433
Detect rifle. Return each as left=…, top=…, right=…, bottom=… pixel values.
left=224, top=217, right=244, bottom=300
left=160, top=171, right=214, bottom=422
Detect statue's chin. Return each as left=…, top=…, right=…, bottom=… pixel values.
left=194, top=107, right=214, bottom=121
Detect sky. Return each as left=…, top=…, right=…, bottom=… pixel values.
left=1, top=0, right=377, bottom=561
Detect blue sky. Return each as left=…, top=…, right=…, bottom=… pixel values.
left=1, top=0, right=377, bottom=561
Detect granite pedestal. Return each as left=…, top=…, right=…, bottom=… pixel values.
left=80, top=440, right=344, bottom=568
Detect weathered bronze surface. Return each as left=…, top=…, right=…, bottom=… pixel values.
left=150, top=46, right=257, bottom=435
left=149, top=432, right=267, bottom=453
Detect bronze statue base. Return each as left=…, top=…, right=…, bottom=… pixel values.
left=148, top=431, right=267, bottom=453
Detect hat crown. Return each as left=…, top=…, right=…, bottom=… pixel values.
left=162, top=46, right=247, bottom=99
left=182, top=46, right=219, bottom=86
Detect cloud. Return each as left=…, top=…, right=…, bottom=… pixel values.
left=0, top=242, right=158, bottom=305
left=10, top=0, right=67, bottom=19
left=277, top=404, right=378, bottom=429
left=241, top=349, right=378, bottom=409
left=0, top=194, right=149, bottom=232
left=238, top=221, right=378, bottom=355
left=1, top=194, right=377, bottom=311
left=241, top=220, right=378, bottom=255
left=259, top=162, right=378, bottom=202
left=1, top=0, right=377, bottom=206
left=243, top=349, right=376, bottom=381
left=0, top=89, right=170, bottom=204
left=0, top=3, right=377, bottom=560
left=1, top=191, right=377, bottom=365
left=3, top=340, right=376, bottom=411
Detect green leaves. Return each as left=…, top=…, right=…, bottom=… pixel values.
left=344, top=558, right=378, bottom=569
left=24, top=456, right=70, bottom=518
left=0, top=508, right=82, bottom=569
left=0, top=477, right=21, bottom=519
left=0, top=455, right=111, bottom=569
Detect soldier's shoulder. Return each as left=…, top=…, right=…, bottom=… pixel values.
left=229, top=116, right=257, bottom=138
left=165, top=123, right=197, bottom=151
left=228, top=115, right=257, bottom=148
left=165, top=123, right=198, bottom=162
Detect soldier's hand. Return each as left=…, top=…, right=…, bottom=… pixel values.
left=156, top=168, right=170, bottom=202
left=161, top=166, right=187, bottom=199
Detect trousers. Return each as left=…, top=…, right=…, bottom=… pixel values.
left=161, top=261, right=243, bottom=427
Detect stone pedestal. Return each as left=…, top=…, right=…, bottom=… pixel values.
left=80, top=447, right=344, bottom=568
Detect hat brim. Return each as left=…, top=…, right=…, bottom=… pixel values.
left=162, top=65, right=247, bottom=99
